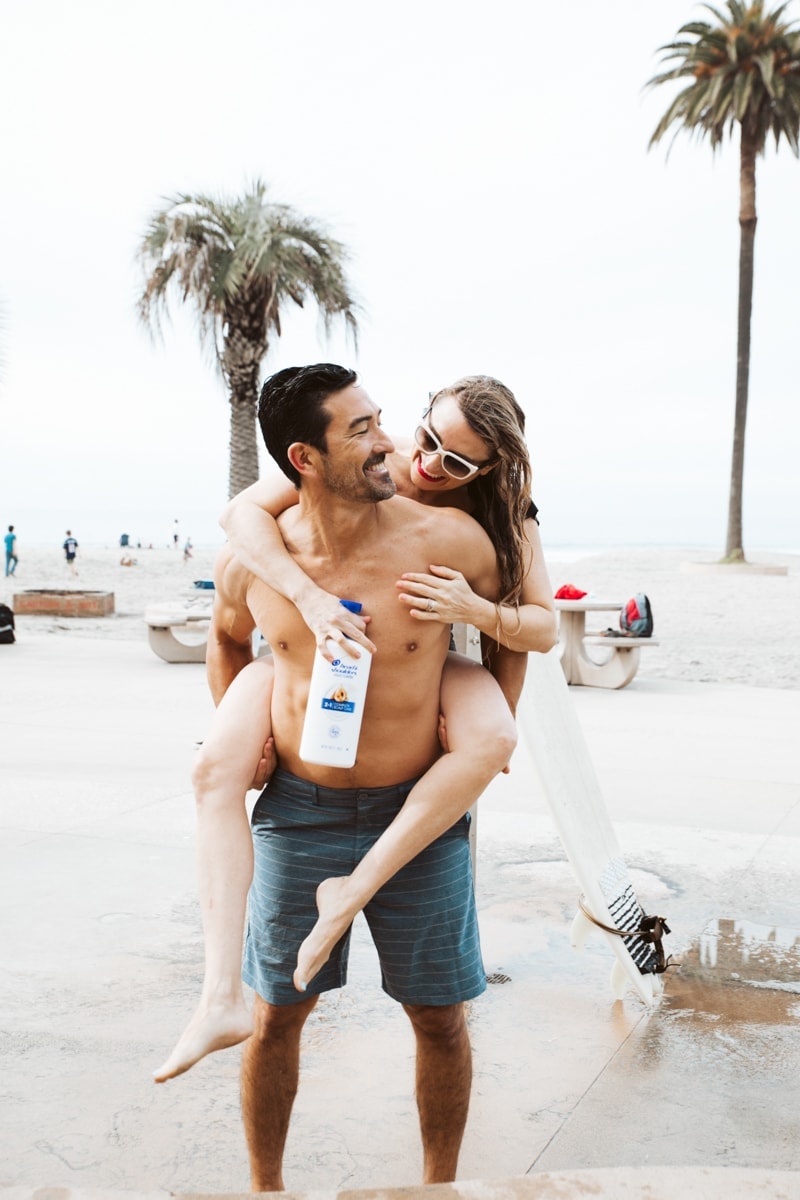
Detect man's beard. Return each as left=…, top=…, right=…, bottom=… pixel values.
left=321, top=455, right=397, bottom=503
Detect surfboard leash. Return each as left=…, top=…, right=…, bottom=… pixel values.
left=578, top=895, right=672, bottom=974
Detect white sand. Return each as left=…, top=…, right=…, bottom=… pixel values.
left=2, top=543, right=799, bottom=690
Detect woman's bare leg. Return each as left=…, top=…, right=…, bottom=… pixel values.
left=154, top=657, right=275, bottom=1082
left=293, top=654, right=517, bottom=991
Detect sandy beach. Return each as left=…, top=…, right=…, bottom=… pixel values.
left=3, top=541, right=799, bottom=690
left=2, top=541, right=799, bottom=1194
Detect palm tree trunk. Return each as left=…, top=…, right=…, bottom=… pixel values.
left=724, top=129, right=758, bottom=562
left=228, top=385, right=260, bottom=498
left=222, top=314, right=269, bottom=498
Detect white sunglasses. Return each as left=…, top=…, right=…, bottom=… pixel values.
left=414, top=417, right=494, bottom=480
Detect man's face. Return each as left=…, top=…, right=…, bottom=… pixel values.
left=318, top=385, right=397, bottom=502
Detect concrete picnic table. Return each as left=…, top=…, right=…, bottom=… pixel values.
left=555, top=598, right=657, bottom=689
left=144, top=600, right=213, bottom=663
left=144, top=584, right=270, bottom=665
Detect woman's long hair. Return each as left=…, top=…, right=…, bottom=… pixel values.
left=428, top=375, right=532, bottom=606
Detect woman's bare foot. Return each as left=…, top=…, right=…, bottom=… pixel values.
left=293, top=876, right=359, bottom=992
left=153, top=999, right=253, bottom=1083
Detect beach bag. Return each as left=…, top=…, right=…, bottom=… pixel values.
left=0, top=603, right=15, bottom=644
left=619, top=593, right=653, bottom=638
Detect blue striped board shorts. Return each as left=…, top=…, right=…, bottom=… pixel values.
left=242, top=767, right=486, bottom=1007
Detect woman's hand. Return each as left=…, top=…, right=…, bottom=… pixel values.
left=249, top=737, right=277, bottom=791
left=396, top=564, right=478, bottom=625
left=296, top=588, right=376, bottom=661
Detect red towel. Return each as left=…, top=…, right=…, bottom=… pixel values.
left=554, top=583, right=587, bottom=600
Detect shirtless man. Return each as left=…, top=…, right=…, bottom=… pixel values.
left=210, top=363, right=507, bottom=1190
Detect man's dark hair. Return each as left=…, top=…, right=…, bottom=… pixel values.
left=258, top=364, right=358, bottom=487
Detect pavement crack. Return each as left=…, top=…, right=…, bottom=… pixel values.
left=523, top=1003, right=652, bottom=1173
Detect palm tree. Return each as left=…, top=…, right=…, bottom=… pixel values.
left=137, top=180, right=359, bottom=497
left=647, top=2, right=800, bottom=561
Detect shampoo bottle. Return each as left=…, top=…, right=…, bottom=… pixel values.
left=298, top=600, right=372, bottom=768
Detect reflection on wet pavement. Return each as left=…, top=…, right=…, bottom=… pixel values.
left=667, top=918, right=800, bottom=1025
left=534, top=918, right=800, bottom=1174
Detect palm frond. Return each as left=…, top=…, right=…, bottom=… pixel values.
left=646, top=0, right=800, bottom=159
left=137, top=180, right=360, bottom=371
left=756, top=49, right=777, bottom=91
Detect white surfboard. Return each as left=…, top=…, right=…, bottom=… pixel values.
left=518, top=646, right=665, bottom=1006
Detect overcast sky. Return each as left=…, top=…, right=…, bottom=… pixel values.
left=2, top=0, right=798, bottom=551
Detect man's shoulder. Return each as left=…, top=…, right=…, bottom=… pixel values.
left=393, top=497, right=486, bottom=538
left=384, top=494, right=479, bottom=527
left=382, top=497, right=492, bottom=557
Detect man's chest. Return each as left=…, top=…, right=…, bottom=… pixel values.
left=247, top=554, right=442, bottom=667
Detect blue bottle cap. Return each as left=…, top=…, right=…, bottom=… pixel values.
left=339, top=599, right=362, bottom=615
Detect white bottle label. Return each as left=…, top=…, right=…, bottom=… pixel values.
left=299, top=638, right=371, bottom=768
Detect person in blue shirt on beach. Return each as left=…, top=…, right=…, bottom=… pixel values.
left=4, top=525, right=18, bottom=576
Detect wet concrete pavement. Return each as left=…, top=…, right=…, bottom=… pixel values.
left=1, top=634, right=798, bottom=1196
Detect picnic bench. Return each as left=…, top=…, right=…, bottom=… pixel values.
left=145, top=581, right=271, bottom=664
left=144, top=603, right=213, bottom=663
left=555, top=599, right=659, bottom=689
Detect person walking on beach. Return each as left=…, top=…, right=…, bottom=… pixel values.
left=208, top=364, right=502, bottom=1190
left=4, top=526, right=18, bottom=576
left=183, top=536, right=193, bottom=562
left=63, top=530, right=79, bottom=576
